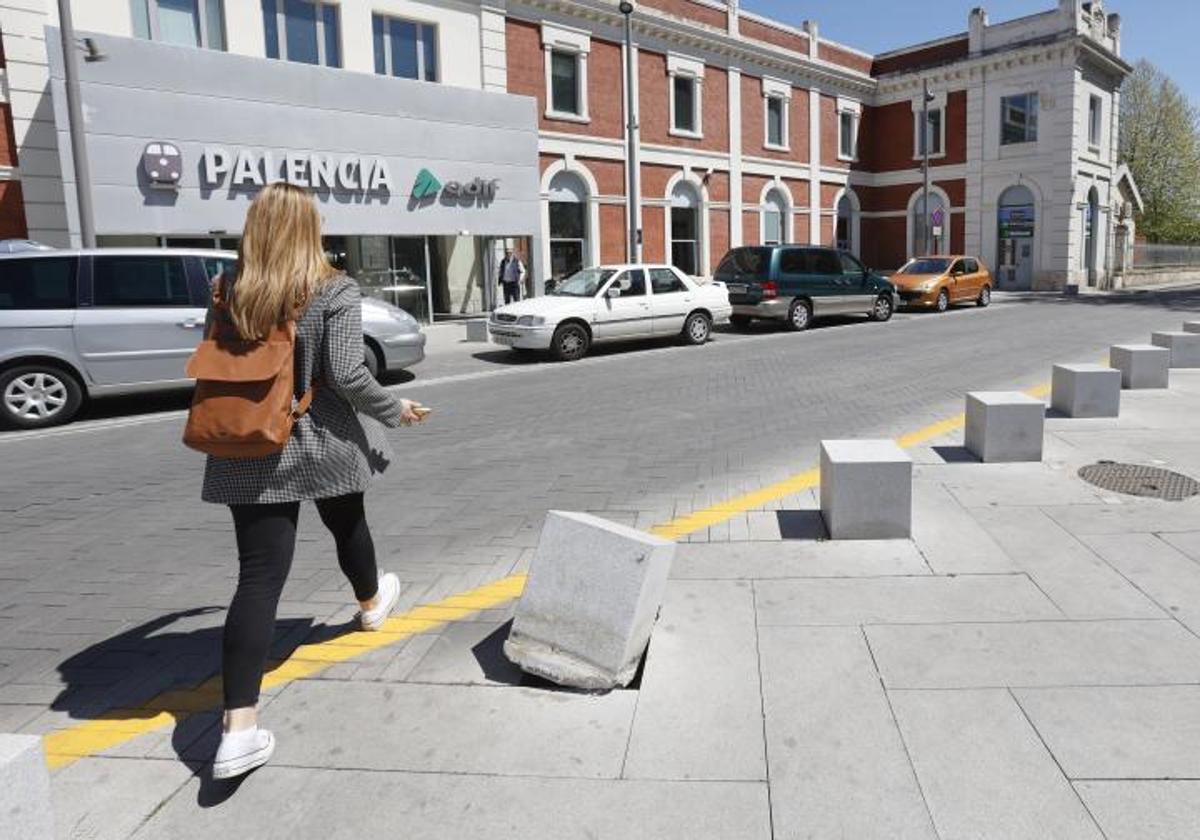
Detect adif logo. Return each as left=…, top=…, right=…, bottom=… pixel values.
left=412, top=168, right=442, bottom=200
left=143, top=142, right=182, bottom=190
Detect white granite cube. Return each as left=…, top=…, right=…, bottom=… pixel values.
left=819, top=439, right=912, bottom=540
left=1109, top=344, right=1170, bottom=389
left=1051, top=364, right=1121, bottom=418
left=965, top=391, right=1045, bottom=462
left=1183, top=321, right=1200, bottom=334
left=0, top=735, right=53, bottom=839
left=1151, top=332, right=1200, bottom=367
left=465, top=319, right=489, bottom=342
left=504, top=511, right=675, bottom=690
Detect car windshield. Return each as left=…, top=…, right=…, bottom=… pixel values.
left=550, top=268, right=616, bottom=297
left=899, top=258, right=952, bottom=275
left=716, top=247, right=772, bottom=277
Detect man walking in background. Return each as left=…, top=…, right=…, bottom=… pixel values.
left=498, top=246, right=526, bottom=305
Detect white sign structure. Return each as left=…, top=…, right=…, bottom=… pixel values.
left=201, top=147, right=394, bottom=193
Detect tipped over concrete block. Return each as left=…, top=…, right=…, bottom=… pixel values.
left=1151, top=332, right=1200, bottom=367
left=819, top=439, right=912, bottom=540
left=0, top=735, right=53, bottom=840
left=504, top=511, right=675, bottom=690
left=1109, top=344, right=1169, bottom=389
left=1051, top=364, right=1121, bottom=417
left=965, top=391, right=1045, bottom=462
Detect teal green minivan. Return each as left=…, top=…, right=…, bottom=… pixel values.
left=714, top=246, right=897, bottom=331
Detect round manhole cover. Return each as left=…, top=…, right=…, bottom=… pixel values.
left=1078, top=461, right=1200, bottom=501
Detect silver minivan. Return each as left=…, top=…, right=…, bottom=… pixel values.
left=0, top=249, right=425, bottom=429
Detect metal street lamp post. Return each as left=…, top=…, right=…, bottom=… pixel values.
left=619, top=1, right=641, bottom=263
left=921, top=78, right=934, bottom=256
left=58, top=0, right=98, bottom=247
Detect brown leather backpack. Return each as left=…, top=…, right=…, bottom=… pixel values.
left=182, top=276, right=314, bottom=458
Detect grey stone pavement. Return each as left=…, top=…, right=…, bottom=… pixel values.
left=1, top=287, right=1199, bottom=838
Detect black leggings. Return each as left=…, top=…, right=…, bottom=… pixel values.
left=222, top=493, right=379, bottom=709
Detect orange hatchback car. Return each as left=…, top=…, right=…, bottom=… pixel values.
left=891, top=256, right=992, bottom=312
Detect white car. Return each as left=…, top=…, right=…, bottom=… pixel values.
left=489, top=264, right=732, bottom=361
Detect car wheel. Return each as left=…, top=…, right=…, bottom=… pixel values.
left=551, top=323, right=590, bottom=362
left=978, top=286, right=992, bottom=308
left=363, top=341, right=382, bottom=380
left=0, top=364, right=84, bottom=429
left=681, top=311, right=712, bottom=345
left=730, top=314, right=752, bottom=329
left=870, top=294, right=895, bottom=322
left=935, top=289, right=950, bottom=313
left=786, top=299, right=811, bottom=332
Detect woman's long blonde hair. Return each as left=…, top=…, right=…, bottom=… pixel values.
left=230, top=182, right=337, bottom=339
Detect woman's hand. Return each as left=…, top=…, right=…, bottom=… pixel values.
left=399, top=399, right=431, bottom=426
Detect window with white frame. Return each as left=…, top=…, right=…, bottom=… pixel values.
left=1001, top=92, right=1038, bottom=145
left=916, top=109, right=944, bottom=156
left=762, top=188, right=788, bottom=246
left=542, top=24, right=590, bottom=122
left=262, top=0, right=340, bottom=67
left=837, top=98, right=860, bottom=161
left=762, top=77, right=791, bottom=151
left=1088, top=94, right=1102, bottom=148
left=372, top=14, right=437, bottom=82
left=668, top=54, right=704, bottom=138
left=131, top=0, right=225, bottom=50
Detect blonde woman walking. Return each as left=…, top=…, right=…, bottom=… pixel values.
left=200, top=183, right=425, bottom=779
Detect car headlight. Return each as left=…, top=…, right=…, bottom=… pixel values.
left=517, top=315, right=545, bottom=326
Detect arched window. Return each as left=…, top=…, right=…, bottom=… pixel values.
left=836, top=190, right=860, bottom=254
left=762, top=188, right=788, bottom=246
left=670, top=181, right=701, bottom=276
left=911, top=190, right=948, bottom=256
left=1084, top=186, right=1099, bottom=284
left=548, top=171, right=589, bottom=281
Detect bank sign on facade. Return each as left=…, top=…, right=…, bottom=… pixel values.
left=200, top=147, right=394, bottom=193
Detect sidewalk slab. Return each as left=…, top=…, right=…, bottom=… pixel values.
left=910, top=480, right=1018, bottom=574
left=264, top=680, right=636, bottom=778
left=1078, top=533, right=1200, bottom=635
left=866, top=620, right=1200, bottom=689
left=52, top=756, right=194, bottom=840
left=623, top=580, right=765, bottom=781
left=1014, top=685, right=1200, bottom=779
left=1075, top=781, right=1200, bottom=840
left=758, top=626, right=936, bottom=840
left=669, top=540, right=929, bottom=579
left=1161, top=531, right=1200, bottom=562
left=890, top=689, right=1103, bottom=840
left=1041, top=498, right=1200, bottom=536
left=969, top=507, right=1163, bottom=619
left=133, top=768, right=772, bottom=840
left=754, top=575, right=1061, bottom=626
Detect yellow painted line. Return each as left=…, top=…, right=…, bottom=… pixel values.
left=42, top=573, right=527, bottom=770
left=651, top=383, right=1051, bottom=541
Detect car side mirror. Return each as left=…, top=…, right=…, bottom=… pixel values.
left=606, top=286, right=622, bottom=299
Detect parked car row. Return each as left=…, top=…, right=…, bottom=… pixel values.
left=0, top=249, right=425, bottom=429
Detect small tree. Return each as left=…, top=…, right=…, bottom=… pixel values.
left=1120, top=60, right=1200, bottom=243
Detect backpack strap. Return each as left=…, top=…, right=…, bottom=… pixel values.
left=291, top=385, right=316, bottom=420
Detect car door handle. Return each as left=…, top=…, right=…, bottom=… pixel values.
left=177, top=318, right=204, bottom=329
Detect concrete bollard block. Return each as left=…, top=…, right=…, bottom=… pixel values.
left=0, top=734, right=54, bottom=840
left=504, top=511, right=675, bottom=690
left=965, top=391, right=1045, bottom=462
left=1151, top=332, right=1200, bottom=367
left=1109, top=344, right=1170, bottom=389
left=1051, top=363, right=1121, bottom=417
left=465, top=319, right=489, bottom=342
left=1184, top=321, right=1200, bottom=334
left=819, top=440, right=912, bottom=540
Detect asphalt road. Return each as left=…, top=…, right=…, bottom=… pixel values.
left=0, top=288, right=1198, bottom=706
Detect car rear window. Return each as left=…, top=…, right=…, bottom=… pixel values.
left=716, top=247, right=772, bottom=278
left=0, top=257, right=77, bottom=309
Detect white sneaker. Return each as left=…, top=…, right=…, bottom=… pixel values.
left=360, top=572, right=400, bottom=631
left=212, top=727, right=275, bottom=780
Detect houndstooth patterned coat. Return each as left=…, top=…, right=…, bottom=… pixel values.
left=201, top=276, right=406, bottom=505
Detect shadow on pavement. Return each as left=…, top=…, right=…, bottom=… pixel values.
left=931, top=445, right=982, bottom=463
left=776, top=510, right=829, bottom=540
left=999, top=285, right=1200, bottom=311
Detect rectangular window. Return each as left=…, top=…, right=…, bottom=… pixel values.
left=839, top=111, right=856, bottom=159
left=550, top=50, right=580, bottom=115
left=919, top=107, right=943, bottom=156
left=673, top=76, right=697, bottom=133
left=1088, top=94, right=1102, bottom=147
left=1001, top=92, right=1038, bottom=145
left=372, top=14, right=438, bottom=81
left=549, top=201, right=586, bottom=280
left=92, top=257, right=190, bottom=307
left=130, top=0, right=225, bottom=49
left=261, top=0, right=340, bottom=67
left=670, top=207, right=699, bottom=276
left=0, top=257, right=77, bottom=310
left=766, top=96, right=785, bottom=147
